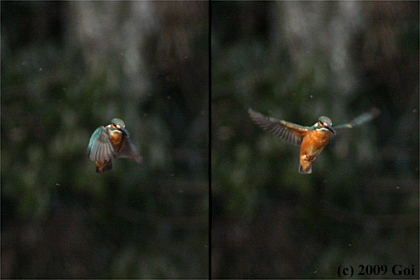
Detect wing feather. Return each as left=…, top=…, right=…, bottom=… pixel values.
left=248, top=108, right=309, bottom=145
left=87, top=126, right=117, bottom=162
left=117, top=136, right=143, bottom=163
left=333, top=108, right=380, bottom=132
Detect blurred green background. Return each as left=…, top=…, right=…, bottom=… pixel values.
left=212, top=2, right=418, bottom=279
left=2, top=2, right=208, bottom=278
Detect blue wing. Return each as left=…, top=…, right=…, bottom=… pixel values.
left=87, top=127, right=117, bottom=163
left=117, top=136, right=143, bottom=163
left=333, top=108, right=380, bottom=132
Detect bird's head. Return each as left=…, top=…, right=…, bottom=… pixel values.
left=317, top=116, right=335, bottom=135
left=111, top=118, right=129, bottom=135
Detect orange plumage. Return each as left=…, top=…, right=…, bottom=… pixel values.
left=87, top=118, right=142, bottom=173
left=248, top=107, right=380, bottom=174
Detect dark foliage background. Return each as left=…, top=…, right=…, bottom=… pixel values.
left=211, top=2, right=418, bottom=278
left=2, top=2, right=208, bottom=278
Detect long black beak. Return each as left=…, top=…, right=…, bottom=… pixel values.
left=119, top=126, right=129, bottom=136
left=326, top=125, right=336, bottom=135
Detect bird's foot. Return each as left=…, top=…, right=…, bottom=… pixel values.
left=305, top=154, right=317, bottom=162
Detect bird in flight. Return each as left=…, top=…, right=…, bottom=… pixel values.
left=87, top=118, right=142, bottom=173
left=248, top=107, right=380, bottom=174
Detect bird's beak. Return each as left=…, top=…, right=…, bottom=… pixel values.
left=120, top=126, right=129, bottom=136
left=327, top=125, right=336, bottom=135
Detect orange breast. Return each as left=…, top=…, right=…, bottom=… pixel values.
left=109, top=130, right=125, bottom=151
left=299, top=130, right=332, bottom=172
left=300, top=129, right=331, bottom=156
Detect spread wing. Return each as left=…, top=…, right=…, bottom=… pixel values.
left=248, top=107, right=309, bottom=145
left=117, top=136, right=143, bottom=163
left=87, top=126, right=117, bottom=163
left=333, top=107, right=381, bottom=132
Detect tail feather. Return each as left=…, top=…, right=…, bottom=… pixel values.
left=299, top=163, right=312, bottom=174
left=96, top=161, right=113, bottom=173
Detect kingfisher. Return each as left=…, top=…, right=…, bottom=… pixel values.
left=248, top=107, right=380, bottom=174
left=87, top=118, right=142, bottom=173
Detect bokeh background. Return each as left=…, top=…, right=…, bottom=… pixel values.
left=212, top=2, right=418, bottom=279
left=2, top=2, right=208, bottom=278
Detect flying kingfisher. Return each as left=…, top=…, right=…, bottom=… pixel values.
left=248, top=107, right=380, bottom=174
left=87, top=118, right=142, bottom=173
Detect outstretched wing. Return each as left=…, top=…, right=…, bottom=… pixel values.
left=248, top=107, right=309, bottom=145
left=87, top=126, right=117, bottom=163
left=333, top=108, right=381, bottom=132
left=117, top=136, right=143, bottom=163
